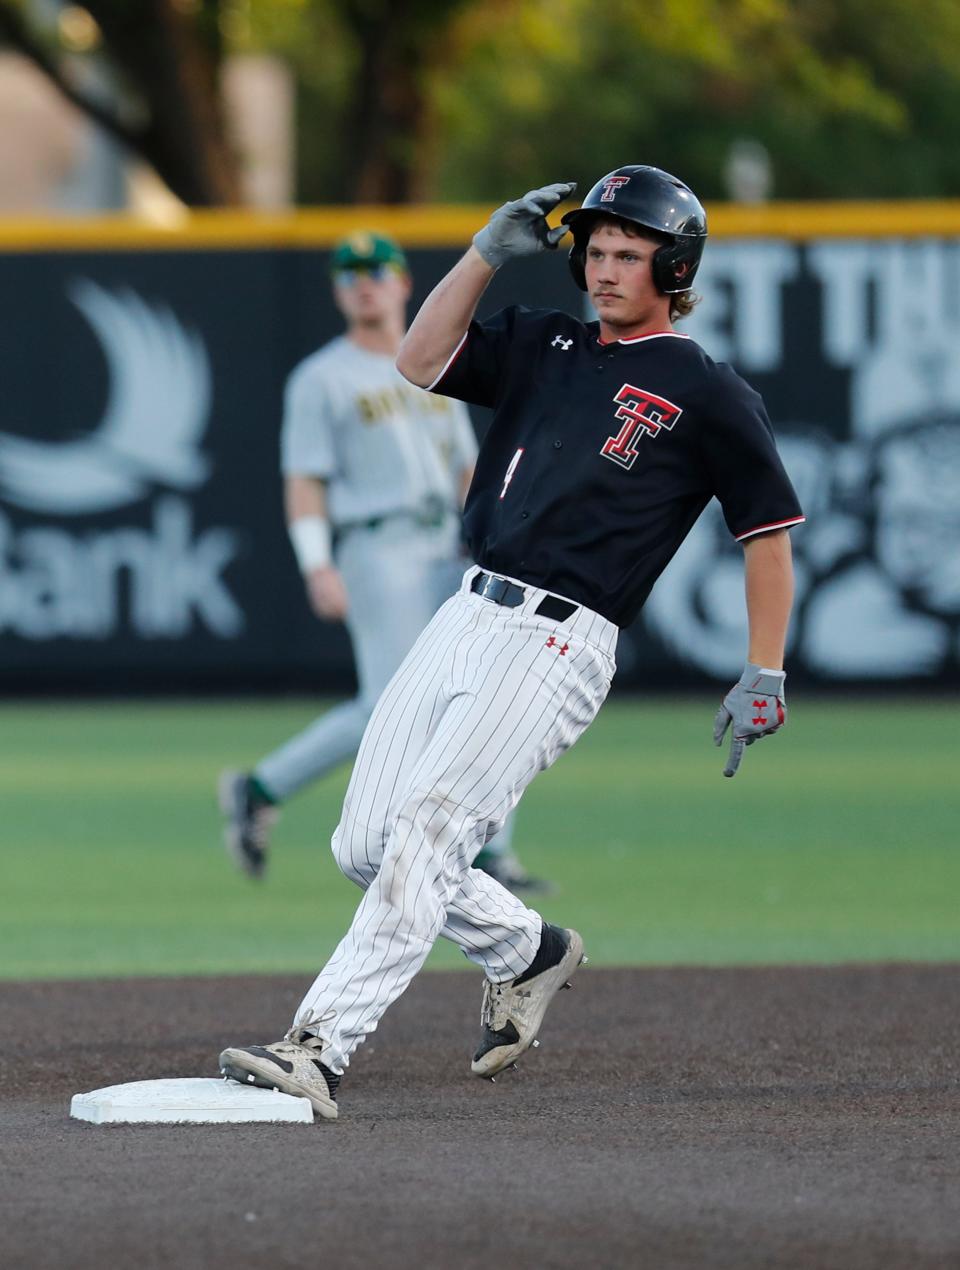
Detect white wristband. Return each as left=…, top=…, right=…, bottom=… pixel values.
left=288, top=515, right=332, bottom=572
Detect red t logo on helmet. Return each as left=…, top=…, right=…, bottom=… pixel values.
left=600, top=175, right=631, bottom=202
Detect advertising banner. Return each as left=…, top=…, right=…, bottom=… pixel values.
left=0, top=223, right=956, bottom=690
left=645, top=238, right=960, bottom=686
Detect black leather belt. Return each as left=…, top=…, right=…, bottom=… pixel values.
left=470, top=571, right=578, bottom=623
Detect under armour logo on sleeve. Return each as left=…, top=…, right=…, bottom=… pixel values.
left=551, top=335, right=573, bottom=350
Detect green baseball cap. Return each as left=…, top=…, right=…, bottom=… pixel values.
left=330, top=231, right=408, bottom=273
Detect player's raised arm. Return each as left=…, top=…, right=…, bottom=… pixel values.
left=714, top=529, right=795, bottom=777
left=396, top=182, right=575, bottom=388
left=396, top=249, right=495, bottom=388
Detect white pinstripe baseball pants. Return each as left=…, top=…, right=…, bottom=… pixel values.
left=294, top=566, right=618, bottom=1073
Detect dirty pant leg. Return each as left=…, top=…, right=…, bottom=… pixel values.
left=293, top=594, right=611, bottom=1072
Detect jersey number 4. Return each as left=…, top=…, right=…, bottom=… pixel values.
left=601, top=384, right=682, bottom=471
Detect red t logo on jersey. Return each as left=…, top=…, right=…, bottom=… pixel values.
left=601, top=384, right=683, bottom=470
left=600, top=175, right=631, bottom=202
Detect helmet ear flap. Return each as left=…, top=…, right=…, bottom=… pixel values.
left=651, top=244, right=676, bottom=294
left=568, top=240, right=588, bottom=291
left=651, top=240, right=703, bottom=294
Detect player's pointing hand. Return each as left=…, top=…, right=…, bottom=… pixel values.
left=473, top=182, right=577, bottom=268
left=713, top=664, right=787, bottom=777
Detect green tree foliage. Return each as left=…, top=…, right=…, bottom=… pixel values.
left=427, top=0, right=960, bottom=200
left=249, top=0, right=960, bottom=201
left=3, top=0, right=960, bottom=205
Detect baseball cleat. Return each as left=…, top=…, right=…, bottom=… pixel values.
left=218, top=1028, right=340, bottom=1120
left=217, top=770, right=278, bottom=880
left=471, top=924, right=584, bottom=1078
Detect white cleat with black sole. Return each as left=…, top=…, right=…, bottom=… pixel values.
left=218, top=1029, right=339, bottom=1120
left=471, top=924, right=585, bottom=1079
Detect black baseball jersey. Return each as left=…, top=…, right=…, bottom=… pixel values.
left=429, top=306, right=804, bottom=628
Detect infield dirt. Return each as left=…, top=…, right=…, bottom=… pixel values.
left=2, top=965, right=958, bottom=1269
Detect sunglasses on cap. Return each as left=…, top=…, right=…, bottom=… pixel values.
left=332, top=263, right=403, bottom=287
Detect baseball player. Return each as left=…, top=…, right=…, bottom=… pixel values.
left=218, top=231, right=549, bottom=894
left=219, top=167, right=804, bottom=1120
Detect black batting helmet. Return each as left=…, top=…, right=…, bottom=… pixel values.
left=561, top=165, right=707, bottom=295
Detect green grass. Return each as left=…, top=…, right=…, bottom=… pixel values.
left=1, top=698, right=957, bottom=979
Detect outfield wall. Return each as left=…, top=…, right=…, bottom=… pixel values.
left=0, top=204, right=958, bottom=692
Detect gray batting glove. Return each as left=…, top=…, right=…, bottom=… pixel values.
left=472, top=182, right=576, bottom=268
left=713, top=663, right=787, bottom=778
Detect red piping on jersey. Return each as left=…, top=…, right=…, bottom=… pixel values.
left=735, top=515, right=806, bottom=542
left=427, top=330, right=468, bottom=392
left=597, top=331, right=691, bottom=346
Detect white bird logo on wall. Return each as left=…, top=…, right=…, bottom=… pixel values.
left=0, top=281, right=211, bottom=515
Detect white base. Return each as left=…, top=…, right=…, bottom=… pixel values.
left=70, top=1078, right=314, bottom=1125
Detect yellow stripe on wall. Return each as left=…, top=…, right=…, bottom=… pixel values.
left=1, top=201, right=960, bottom=252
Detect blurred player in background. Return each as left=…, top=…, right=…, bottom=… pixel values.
left=219, top=231, right=549, bottom=894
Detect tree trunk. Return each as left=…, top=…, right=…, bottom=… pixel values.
left=339, top=0, right=467, bottom=204
left=0, top=0, right=243, bottom=206
left=86, top=0, right=242, bottom=206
